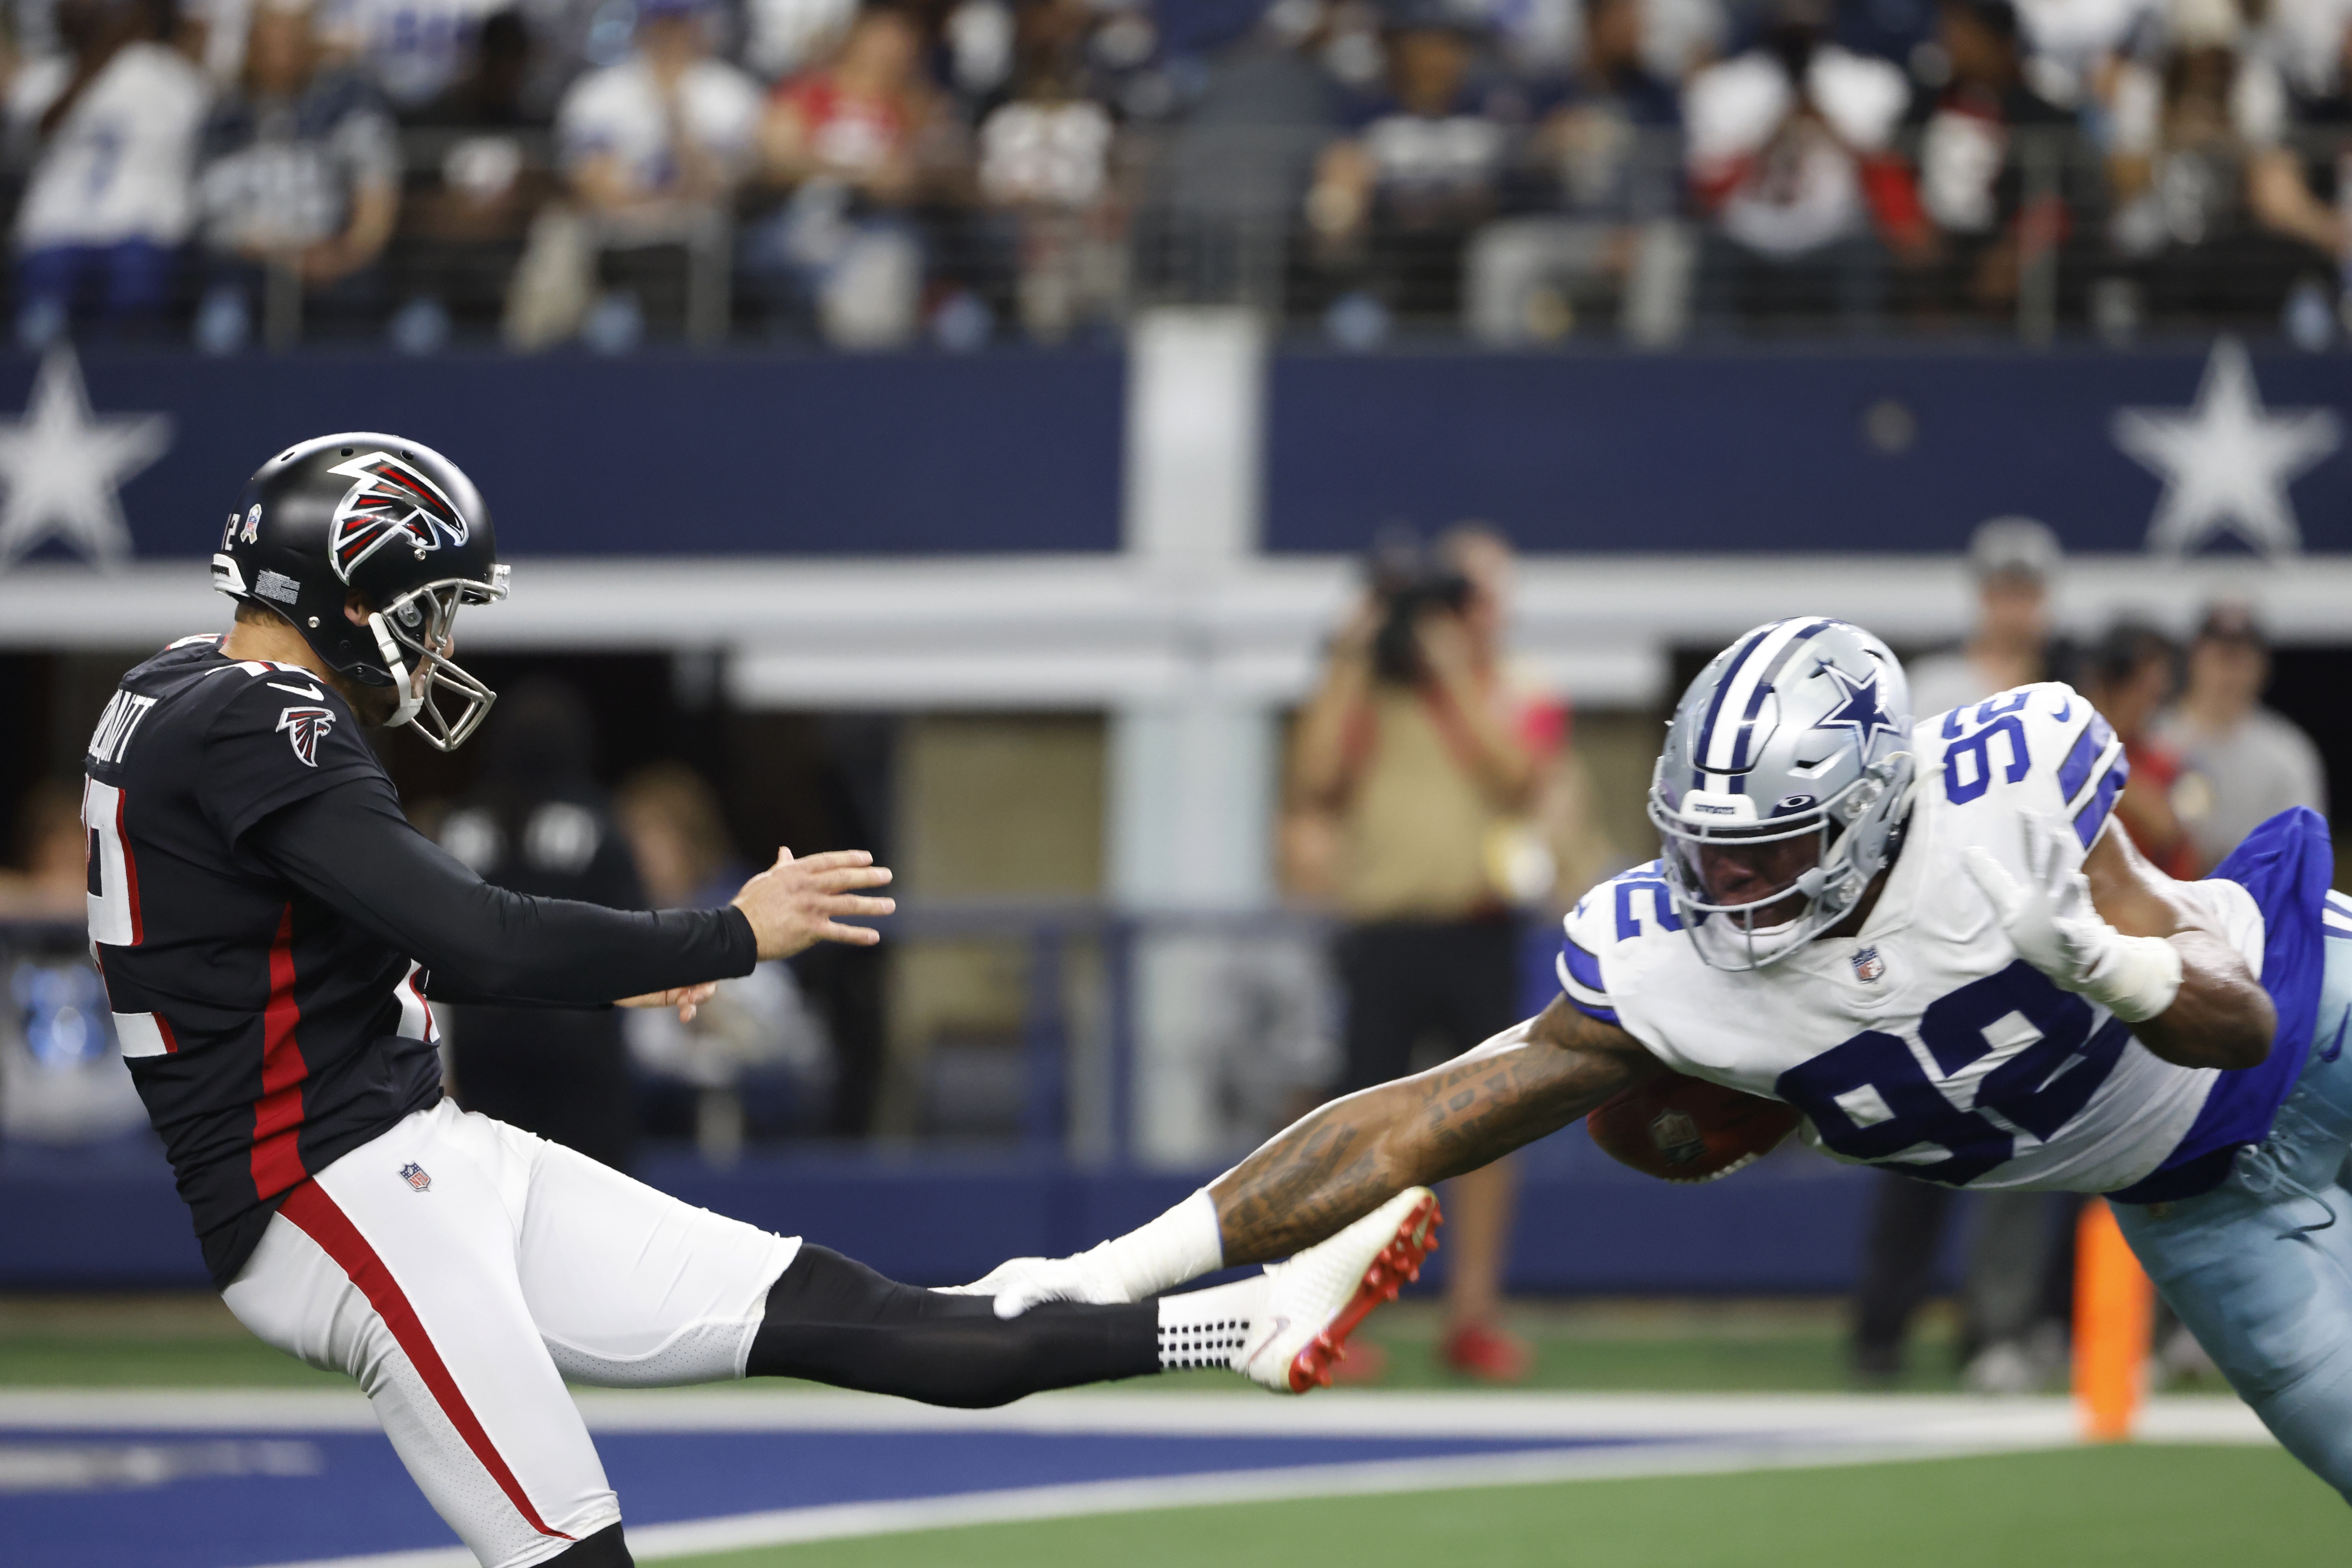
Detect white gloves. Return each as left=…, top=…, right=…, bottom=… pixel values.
left=947, top=1189, right=1226, bottom=1320
left=1962, top=811, right=2182, bottom=1024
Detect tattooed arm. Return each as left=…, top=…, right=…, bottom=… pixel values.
left=951, top=995, right=1666, bottom=1313
left=1211, top=995, right=1667, bottom=1264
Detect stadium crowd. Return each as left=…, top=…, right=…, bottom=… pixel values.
left=7, top=0, right=2352, bottom=348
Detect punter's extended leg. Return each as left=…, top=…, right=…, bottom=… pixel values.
left=745, top=1245, right=1269, bottom=1407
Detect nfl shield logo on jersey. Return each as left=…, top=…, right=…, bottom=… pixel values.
left=399, top=1162, right=431, bottom=1192
left=1851, top=947, right=1887, bottom=984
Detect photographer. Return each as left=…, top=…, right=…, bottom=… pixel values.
left=1289, top=524, right=1563, bottom=1382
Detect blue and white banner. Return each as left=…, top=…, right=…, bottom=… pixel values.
left=0, top=338, right=2344, bottom=568
left=1265, top=339, right=2352, bottom=557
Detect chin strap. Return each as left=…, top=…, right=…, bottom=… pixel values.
left=367, top=612, right=425, bottom=730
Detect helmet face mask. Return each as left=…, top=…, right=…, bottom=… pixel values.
left=212, top=433, right=507, bottom=751
left=366, top=569, right=509, bottom=752
left=1647, top=618, right=1917, bottom=972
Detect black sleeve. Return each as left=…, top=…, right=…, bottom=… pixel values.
left=248, top=776, right=759, bottom=1005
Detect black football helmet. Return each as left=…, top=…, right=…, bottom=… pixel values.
left=211, top=433, right=509, bottom=751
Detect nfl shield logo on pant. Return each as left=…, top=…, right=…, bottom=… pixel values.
left=399, top=1162, right=432, bottom=1192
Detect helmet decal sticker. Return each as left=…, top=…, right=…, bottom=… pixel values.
left=325, top=452, right=470, bottom=583
left=1811, top=666, right=1903, bottom=750
left=240, top=505, right=261, bottom=545
left=276, top=705, right=336, bottom=767
left=255, top=569, right=302, bottom=606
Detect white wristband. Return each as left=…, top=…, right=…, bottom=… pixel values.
left=1087, top=1188, right=1225, bottom=1300
left=2082, top=933, right=2185, bottom=1024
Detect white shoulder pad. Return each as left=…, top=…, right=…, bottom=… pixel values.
left=1557, top=861, right=1686, bottom=1027
left=1920, top=683, right=2126, bottom=862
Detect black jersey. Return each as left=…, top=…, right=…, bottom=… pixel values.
left=85, top=636, right=757, bottom=1287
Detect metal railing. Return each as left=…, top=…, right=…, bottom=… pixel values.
left=0, top=906, right=1341, bottom=1169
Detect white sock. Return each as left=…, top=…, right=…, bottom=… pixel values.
left=1155, top=1275, right=1269, bottom=1371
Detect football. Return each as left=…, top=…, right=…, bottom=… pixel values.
left=1585, top=1072, right=1805, bottom=1184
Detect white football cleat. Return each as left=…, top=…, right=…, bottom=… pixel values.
left=1239, top=1186, right=1442, bottom=1394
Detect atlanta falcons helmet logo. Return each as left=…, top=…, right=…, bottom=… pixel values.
left=326, top=451, right=471, bottom=583
left=277, top=705, right=335, bottom=767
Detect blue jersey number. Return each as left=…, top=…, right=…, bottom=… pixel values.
left=1775, top=961, right=2131, bottom=1186
left=1941, top=693, right=2035, bottom=806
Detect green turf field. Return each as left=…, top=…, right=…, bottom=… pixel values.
left=666, top=1445, right=2349, bottom=1568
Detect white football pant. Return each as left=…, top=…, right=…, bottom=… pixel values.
left=223, top=1097, right=800, bottom=1568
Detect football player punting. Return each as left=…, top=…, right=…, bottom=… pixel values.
left=86, top=433, right=1437, bottom=1568
left=972, top=617, right=2352, bottom=1501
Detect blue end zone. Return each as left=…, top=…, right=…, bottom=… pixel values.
left=1, top=1426, right=1672, bottom=1568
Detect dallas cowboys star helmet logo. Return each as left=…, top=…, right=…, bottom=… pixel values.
left=1812, top=665, right=1902, bottom=748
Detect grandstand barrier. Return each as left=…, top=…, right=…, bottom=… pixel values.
left=0, top=1127, right=1887, bottom=1295
left=10, top=343, right=2347, bottom=562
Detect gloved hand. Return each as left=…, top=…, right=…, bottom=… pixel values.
left=944, top=1249, right=1135, bottom=1320
left=945, top=1189, right=1226, bottom=1319
left=1962, top=810, right=2181, bottom=1023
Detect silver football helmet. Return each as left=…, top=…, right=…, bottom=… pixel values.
left=1647, top=617, right=1917, bottom=970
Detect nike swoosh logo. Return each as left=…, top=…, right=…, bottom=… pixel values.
left=2322, top=1011, right=2348, bottom=1065
left=268, top=681, right=326, bottom=700
left=1243, top=1315, right=1291, bottom=1369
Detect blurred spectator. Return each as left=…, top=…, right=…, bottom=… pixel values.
left=743, top=0, right=857, bottom=82
left=616, top=762, right=832, bottom=1161
left=977, top=0, right=1123, bottom=341
left=1143, top=0, right=1339, bottom=312
left=751, top=4, right=950, bottom=347
left=9, top=0, right=210, bottom=347
left=1907, top=0, right=2075, bottom=319
left=517, top=0, right=757, bottom=347
left=435, top=681, right=645, bottom=1171
left=194, top=0, right=400, bottom=349
left=1305, top=15, right=1514, bottom=331
left=2154, top=601, right=2326, bottom=874
left=1464, top=0, right=1690, bottom=344
left=0, top=779, right=84, bottom=918
left=1852, top=514, right=2071, bottom=1390
left=318, top=0, right=507, bottom=109
left=1685, top=0, right=1924, bottom=332
left=2080, top=619, right=2199, bottom=878
left=2105, top=0, right=2343, bottom=326
left=1290, top=524, right=1565, bottom=1383
left=391, top=8, right=552, bottom=345
left=1907, top=515, right=2061, bottom=717
left=0, top=781, right=149, bottom=1144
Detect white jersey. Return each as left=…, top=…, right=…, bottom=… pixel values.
left=1561, top=683, right=2266, bottom=1193
left=10, top=44, right=210, bottom=250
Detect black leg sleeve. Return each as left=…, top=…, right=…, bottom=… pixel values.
left=746, top=1244, right=1160, bottom=1409
left=545, top=1522, right=631, bottom=1566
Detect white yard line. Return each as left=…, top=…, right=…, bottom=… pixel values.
left=0, top=1387, right=2273, bottom=1442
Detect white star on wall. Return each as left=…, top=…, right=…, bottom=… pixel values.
left=0, top=347, right=173, bottom=571
left=2111, top=337, right=2341, bottom=559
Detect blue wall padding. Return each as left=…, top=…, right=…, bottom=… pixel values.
left=0, top=1128, right=1943, bottom=1295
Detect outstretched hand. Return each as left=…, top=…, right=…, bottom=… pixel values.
left=730, top=847, right=896, bottom=961
left=616, top=983, right=718, bottom=1022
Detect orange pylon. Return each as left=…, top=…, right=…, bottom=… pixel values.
left=2073, top=1198, right=2155, bottom=1441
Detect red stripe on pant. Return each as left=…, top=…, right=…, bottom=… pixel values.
left=251, top=905, right=310, bottom=1198
left=278, top=1180, right=574, bottom=1543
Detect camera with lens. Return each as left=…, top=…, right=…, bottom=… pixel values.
left=1365, top=533, right=1472, bottom=686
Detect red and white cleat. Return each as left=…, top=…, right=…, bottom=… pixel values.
left=1239, top=1187, right=1443, bottom=1394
